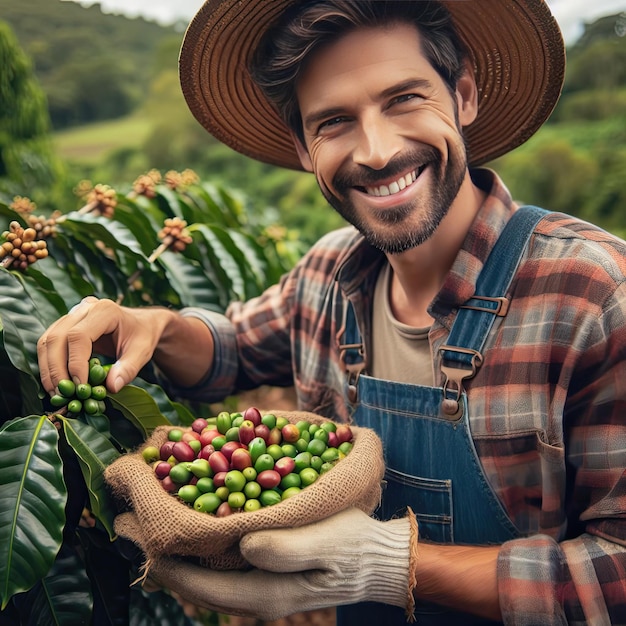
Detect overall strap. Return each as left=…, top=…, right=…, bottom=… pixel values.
left=439, top=205, right=550, bottom=415
left=338, top=300, right=365, bottom=403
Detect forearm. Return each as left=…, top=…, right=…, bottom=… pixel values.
left=415, top=541, right=502, bottom=621
left=152, top=311, right=215, bottom=388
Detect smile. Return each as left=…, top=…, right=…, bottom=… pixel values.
left=364, top=167, right=423, bottom=197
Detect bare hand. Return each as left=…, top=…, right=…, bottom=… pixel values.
left=37, top=297, right=175, bottom=395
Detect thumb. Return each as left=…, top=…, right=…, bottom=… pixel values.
left=241, top=525, right=326, bottom=572
left=106, top=361, right=134, bottom=393
left=241, top=508, right=372, bottom=572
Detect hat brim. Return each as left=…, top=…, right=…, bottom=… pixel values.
left=179, top=0, right=565, bottom=170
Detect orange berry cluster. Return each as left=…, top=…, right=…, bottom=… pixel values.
left=86, top=183, right=117, bottom=218
left=25, top=212, right=60, bottom=239
left=0, top=221, right=48, bottom=270
left=158, top=217, right=193, bottom=252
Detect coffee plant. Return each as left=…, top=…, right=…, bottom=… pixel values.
left=0, top=170, right=305, bottom=625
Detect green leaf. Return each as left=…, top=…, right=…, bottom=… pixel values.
left=60, top=417, right=121, bottom=539
left=0, top=415, right=67, bottom=609
left=12, top=543, right=92, bottom=626
left=18, top=370, right=44, bottom=418
left=62, top=212, right=145, bottom=259
left=130, top=377, right=196, bottom=426
left=24, top=257, right=86, bottom=313
left=107, top=385, right=170, bottom=439
left=153, top=185, right=185, bottom=220
left=11, top=269, right=67, bottom=325
left=181, top=183, right=237, bottom=227
left=112, top=197, right=162, bottom=254
left=190, top=223, right=242, bottom=300
left=0, top=267, right=47, bottom=379
left=79, top=527, right=134, bottom=625
left=48, top=235, right=111, bottom=298
left=227, top=229, right=270, bottom=292
left=157, top=250, right=222, bottom=310
left=55, top=213, right=147, bottom=284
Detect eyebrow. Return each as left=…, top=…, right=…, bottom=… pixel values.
left=302, top=78, right=434, bottom=132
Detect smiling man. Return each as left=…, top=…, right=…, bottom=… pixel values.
left=38, top=1, right=626, bottom=624
left=294, top=24, right=475, bottom=257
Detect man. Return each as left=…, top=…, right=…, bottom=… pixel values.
left=38, top=1, right=626, bottom=624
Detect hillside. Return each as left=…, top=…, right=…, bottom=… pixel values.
left=0, top=0, right=181, bottom=129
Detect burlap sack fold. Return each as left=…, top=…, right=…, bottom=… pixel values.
left=104, top=410, right=385, bottom=570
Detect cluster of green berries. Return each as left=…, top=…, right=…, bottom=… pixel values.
left=50, top=357, right=111, bottom=417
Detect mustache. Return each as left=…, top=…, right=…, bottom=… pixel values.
left=332, top=146, right=438, bottom=191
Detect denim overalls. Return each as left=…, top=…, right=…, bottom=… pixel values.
left=336, top=207, right=548, bottom=625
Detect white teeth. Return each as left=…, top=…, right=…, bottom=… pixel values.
left=366, top=170, right=419, bottom=197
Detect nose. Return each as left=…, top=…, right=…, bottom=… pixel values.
left=352, top=115, right=402, bottom=170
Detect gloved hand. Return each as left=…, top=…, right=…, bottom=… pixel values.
left=130, top=507, right=419, bottom=621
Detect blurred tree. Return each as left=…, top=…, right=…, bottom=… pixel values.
left=492, top=140, right=597, bottom=215
left=0, top=20, right=64, bottom=204
left=46, top=55, right=139, bottom=127
left=1, top=0, right=178, bottom=130
left=565, top=39, right=626, bottom=94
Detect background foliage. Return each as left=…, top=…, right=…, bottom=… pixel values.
left=2, top=0, right=624, bottom=244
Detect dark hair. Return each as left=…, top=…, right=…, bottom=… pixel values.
left=250, top=0, right=469, bottom=144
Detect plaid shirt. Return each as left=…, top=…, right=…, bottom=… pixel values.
left=178, top=168, right=626, bottom=624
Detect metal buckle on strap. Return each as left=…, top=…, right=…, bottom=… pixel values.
left=345, top=363, right=362, bottom=403
left=438, top=346, right=484, bottom=417
left=459, top=295, right=510, bottom=316
left=338, top=342, right=365, bottom=404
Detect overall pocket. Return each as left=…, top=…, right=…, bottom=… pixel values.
left=381, top=467, right=453, bottom=543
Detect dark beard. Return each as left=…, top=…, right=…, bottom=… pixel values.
left=320, top=146, right=466, bottom=254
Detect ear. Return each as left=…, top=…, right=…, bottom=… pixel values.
left=290, top=130, right=314, bottom=172
left=455, top=59, right=479, bottom=127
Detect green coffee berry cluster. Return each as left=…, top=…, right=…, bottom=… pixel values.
left=50, top=357, right=110, bottom=417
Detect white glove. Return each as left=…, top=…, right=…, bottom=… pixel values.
left=143, top=507, right=418, bottom=621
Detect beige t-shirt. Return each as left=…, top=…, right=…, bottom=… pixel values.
left=371, top=263, right=434, bottom=386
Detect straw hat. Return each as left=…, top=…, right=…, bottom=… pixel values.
left=179, top=0, right=566, bottom=170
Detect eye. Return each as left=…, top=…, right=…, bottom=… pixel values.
left=318, top=116, right=347, bottom=132
left=392, top=93, right=421, bottom=105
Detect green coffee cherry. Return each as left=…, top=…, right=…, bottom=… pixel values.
left=58, top=379, right=76, bottom=398
left=67, top=399, right=83, bottom=414
left=91, top=385, right=107, bottom=401
left=88, top=364, right=107, bottom=386
left=50, top=394, right=70, bottom=407
left=76, top=383, right=92, bottom=400
left=51, top=358, right=110, bottom=418
left=83, top=398, right=100, bottom=415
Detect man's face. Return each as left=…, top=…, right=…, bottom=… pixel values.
left=295, top=23, right=472, bottom=254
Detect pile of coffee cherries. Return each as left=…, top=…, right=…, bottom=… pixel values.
left=142, top=407, right=354, bottom=516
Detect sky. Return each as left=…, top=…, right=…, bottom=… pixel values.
left=64, top=0, right=626, bottom=44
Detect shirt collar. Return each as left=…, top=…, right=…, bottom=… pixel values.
left=429, top=168, right=518, bottom=324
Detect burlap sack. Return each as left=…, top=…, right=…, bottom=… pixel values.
left=104, top=410, right=384, bottom=570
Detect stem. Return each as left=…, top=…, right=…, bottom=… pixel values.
left=1, top=256, right=14, bottom=268
left=147, top=242, right=170, bottom=264
left=126, top=269, right=141, bottom=287
left=77, top=201, right=98, bottom=215
left=125, top=241, right=170, bottom=288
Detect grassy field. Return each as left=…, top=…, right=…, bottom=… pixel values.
left=52, top=114, right=153, bottom=164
